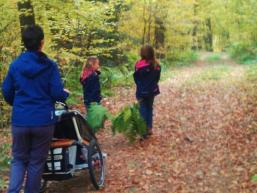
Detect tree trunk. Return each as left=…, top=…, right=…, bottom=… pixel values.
left=146, top=16, right=152, bottom=44
left=146, top=2, right=152, bottom=44
left=192, top=1, right=198, bottom=50
left=154, top=16, right=165, bottom=58
left=205, top=17, right=213, bottom=51
left=142, top=0, right=147, bottom=45
left=17, top=0, right=35, bottom=34
left=17, top=0, right=35, bottom=49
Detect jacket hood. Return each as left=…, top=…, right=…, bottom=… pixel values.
left=80, top=67, right=95, bottom=83
left=80, top=69, right=100, bottom=83
left=18, top=51, right=53, bottom=79
left=135, top=59, right=150, bottom=70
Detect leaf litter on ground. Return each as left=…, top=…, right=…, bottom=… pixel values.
left=1, top=55, right=257, bottom=193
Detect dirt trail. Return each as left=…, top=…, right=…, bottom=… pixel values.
left=48, top=54, right=257, bottom=193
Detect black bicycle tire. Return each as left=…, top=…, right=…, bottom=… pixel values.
left=87, top=140, right=105, bottom=190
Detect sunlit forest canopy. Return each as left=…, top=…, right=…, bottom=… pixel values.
left=0, top=0, right=257, bottom=127
left=1, top=0, right=256, bottom=63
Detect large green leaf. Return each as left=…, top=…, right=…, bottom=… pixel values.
left=86, top=103, right=110, bottom=133
left=251, top=174, right=257, bottom=182
left=112, top=103, right=147, bottom=143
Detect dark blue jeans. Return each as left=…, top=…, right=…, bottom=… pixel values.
left=8, top=125, right=54, bottom=193
left=139, top=96, right=155, bottom=130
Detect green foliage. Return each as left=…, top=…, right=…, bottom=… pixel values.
left=206, top=53, right=221, bottom=62
left=0, top=141, right=9, bottom=190
left=126, top=52, right=138, bottom=70
left=100, top=67, right=115, bottom=90
left=186, top=65, right=232, bottom=84
left=166, top=50, right=198, bottom=66
left=0, top=178, right=5, bottom=191
left=0, top=143, right=11, bottom=172
left=37, top=0, right=127, bottom=66
left=229, top=43, right=257, bottom=64
left=1, top=0, right=257, bottom=129
left=245, top=63, right=257, bottom=83
left=159, top=50, right=198, bottom=80
left=85, top=102, right=147, bottom=143
left=160, top=65, right=177, bottom=81
left=100, top=65, right=134, bottom=96
left=0, top=47, right=18, bottom=128
left=0, top=1, right=23, bottom=128
left=86, top=103, right=112, bottom=133
left=63, top=65, right=83, bottom=105
left=251, top=174, right=257, bottom=182
left=199, top=66, right=231, bottom=81
left=112, top=104, right=147, bottom=143
left=63, top=63, right=134, bottom=104
left=181, top=51, right=199, bottom=64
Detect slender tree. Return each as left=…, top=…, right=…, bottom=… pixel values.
left=17, top=0, right=35, bottom=47
left=154, top=16, right=165, bottom=58
left=205, top=17, right=213, bottom=51
left=142, top=0, right=147, bottom=45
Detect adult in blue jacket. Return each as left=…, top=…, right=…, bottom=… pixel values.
left=2, top=25, right=69, bottom=193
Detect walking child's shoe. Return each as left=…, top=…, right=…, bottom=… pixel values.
left=148, top=129, right=153, bottom=136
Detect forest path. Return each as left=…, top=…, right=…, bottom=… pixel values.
left=48, top=53, right=257, bottom=193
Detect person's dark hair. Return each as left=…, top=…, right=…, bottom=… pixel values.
left=22, top=25, right=44, bottom=51
left=83, top=56, right=99, bottom=70
left=140, top=45, right=159, bottom=65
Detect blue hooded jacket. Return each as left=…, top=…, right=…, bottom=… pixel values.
left=2, top=51, right=69, bottom=127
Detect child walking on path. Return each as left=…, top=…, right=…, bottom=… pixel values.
left=133, top=45, right=161, bottom=138
left=80, top=56, right=102, bottom=110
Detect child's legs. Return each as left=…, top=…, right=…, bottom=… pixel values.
left=85, top=103, right=89, bottom=112
left=139, top=99, right=148, bottom=127
left=25, top=125, right=54, bottom=193
left=145, top=97, right=154, bottom=129
left=8, top=126, right=30, bottom=193
left=139, top=97, right=154, bottom=129
left=84, top=101, right=90, bottom=111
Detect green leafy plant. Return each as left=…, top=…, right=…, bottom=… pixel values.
left=112, top=104, right=147, bottom=143
left=100, top=67, right=114, bottom=89
left=246, top=63, right=257, bottom=83
left=0, top=177, right=8, bottom=192
left=0, top=143, right=11, bottom=172
left=86, top=103, right=113, bottom=133
left=229, top=43, right=257, bottom=64
left=166, top=50, right=198, bottom=66
left=206, top=53, right=221, bottom=62
left=251, top=174, right=257, bottom=182
left=86, top=103, right=146, bottom=143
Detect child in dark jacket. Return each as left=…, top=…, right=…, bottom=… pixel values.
left=133, top=45, right=161, bottom=138
left=80, top=56, right=101, bottom=109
